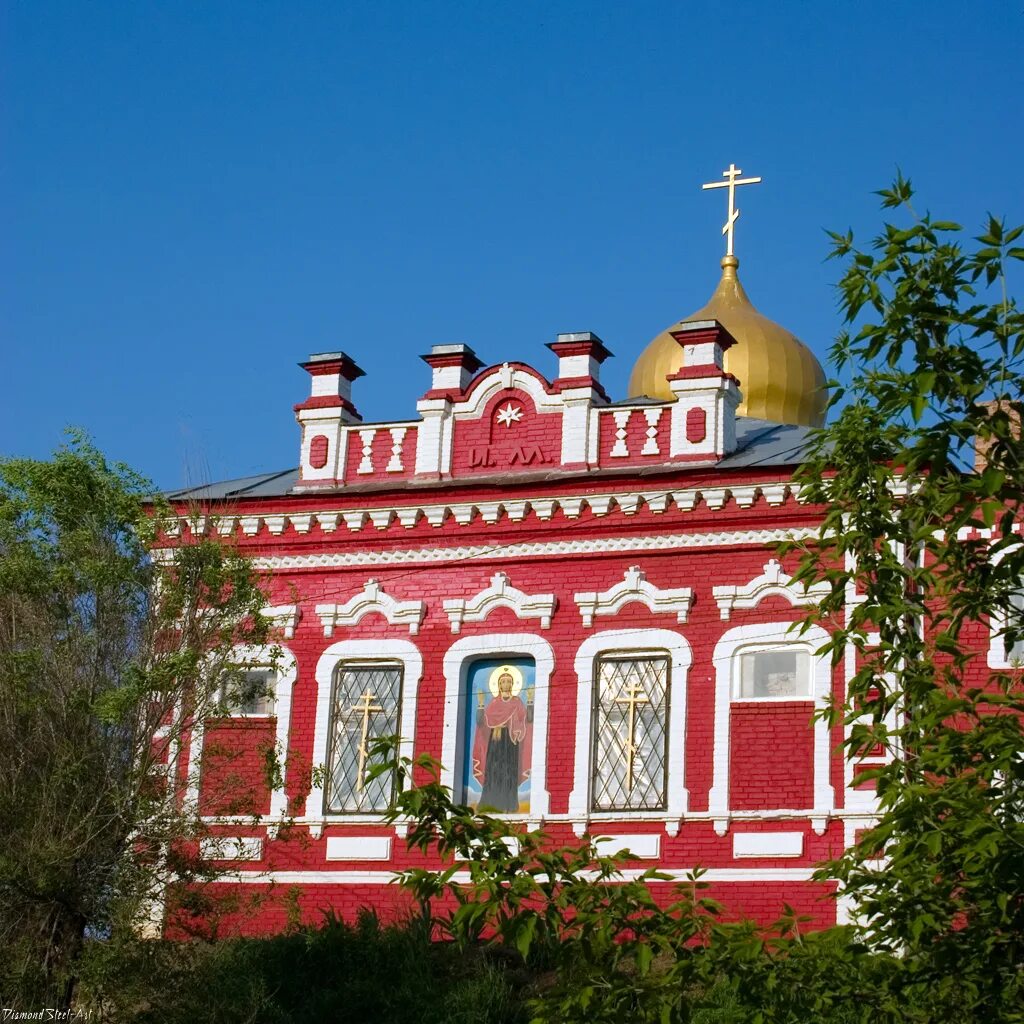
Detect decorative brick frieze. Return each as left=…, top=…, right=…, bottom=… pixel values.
left=163, top=482, right=802, bottom=544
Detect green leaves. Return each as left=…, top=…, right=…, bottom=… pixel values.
left=875, top=170, right=914, bottom=209
left=792, top=177, right=1024, bottom=1020
left=0, top=434, right=275, bottom=1007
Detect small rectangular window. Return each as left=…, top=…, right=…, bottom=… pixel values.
left=219, top=668, right=277, bottom=716
left=1004, top=591, right=1024, bottom=664
left=591, top=654, right=670, bottom=812
left=325, top=662, right=403, bottom=813
left=736, top=649, right=811, bottom=699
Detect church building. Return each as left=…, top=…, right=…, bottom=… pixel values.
left=163, top=168, right=881, bottom=933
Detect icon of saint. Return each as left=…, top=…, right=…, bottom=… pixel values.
left=471, top=664, right=533, bottom=812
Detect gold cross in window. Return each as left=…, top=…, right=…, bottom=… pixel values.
left=614, top=681, right=649, bottom=793
left=347, top=689, right=385, bottom=793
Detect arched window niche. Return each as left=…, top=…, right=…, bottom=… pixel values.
left=567, top=629, right=692, bottom=835
left=305, top=639, right=423, bottom=828
left=709, top=622, right=834, bottom=835
left=440, top=634, right=553, bottom=823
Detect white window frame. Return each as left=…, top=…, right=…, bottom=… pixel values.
left=305, top=639, right=423, bottom=823
left=709, top=623, right=833, bottom=834
left=183, top=644, right=298, bottom=820
left=439, top=633, right=553, bottom=822
left=589, top=650, right=673, bottom=813
left=568, top=629, right=692, bottom=831
left=979, top=538, right=1024, bottom=669
left=217, top=665, right=279, bottom=717
left=322, top=659, right=406, bottom=815
left=988, top=595, right=1024, bottom=669
left=731, top=645, right=815, bottom=702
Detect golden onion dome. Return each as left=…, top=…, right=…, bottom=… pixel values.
left=628, top=255, right=827, bottom=427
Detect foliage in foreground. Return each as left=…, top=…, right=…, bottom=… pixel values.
left=78, top=902, right=883, bottom=1024
left=379, top=755, right=894, bottom=1024
left=790, top=175, right=1024, bottom=1017
left=81, top=910, right=527, bottom=1024
left=0, top=434, right=274, bottom=1007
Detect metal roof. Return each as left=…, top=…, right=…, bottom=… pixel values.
left=719, top=418, right=818, bottom=468
left=164, top=468, right=300, bottom=501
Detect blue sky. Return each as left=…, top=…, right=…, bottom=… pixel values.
left=3, top=1, right=1022, bottom=488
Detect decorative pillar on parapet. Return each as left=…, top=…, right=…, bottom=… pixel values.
left=295, top=351, right=365, bottom=487
left=547, top=332, right=611, bottom=467
left=666, top=320, right=742, bottom=461
left=415, top=344, right=484, bottom=476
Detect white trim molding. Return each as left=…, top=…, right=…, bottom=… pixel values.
left=594, top=833, right=661, bottom=859
left=262, top=604, right=300, bottom=639
left=443, top=572, right=557, bottom=633
left=732, top=831, right=803, bottom=858
left=574, top=566, right=693, bottom=628
left=568, top=628, right=692, bottom=834
left=709, top=623, right=834, bottom=836
left=230, top=865, right=818, bottom=886
left=315, top=579, right=427, bottom=637
left=712, top=559, right=829, bottom=621
left=325, top=836, right=392, bottom=861
left=439, top=633, right=554, bottom=821
left=304, top=639, right=424, bottom=826
left=154, top=526, right=821, bottom=572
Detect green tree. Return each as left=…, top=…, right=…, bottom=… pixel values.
left=791, top=175, right=1024, bottom=1020
left=0, top=434, right=272, bottom=1008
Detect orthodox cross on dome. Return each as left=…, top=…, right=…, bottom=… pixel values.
left=347, top=689, right=385, bottom=795
left=702, top=163, right=762, bottom=258
left=614, top=680, right=649, bottom=793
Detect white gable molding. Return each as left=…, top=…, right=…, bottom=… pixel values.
left=304, top=638, right=424, bottom=828
left=712, top=559, right=829, bottom=621
left=443, top=572, right=557, bottom=633
left=567, top=629, right=692, bottom=834
left=575, top=566, right=693, bottom=628
left=455, top=363, right=565, bottom=418
left=262, top=604, right=300, bottom=639
left=315, top=580, right=426, bottom=637
left=708, top=622, right=834, bottom=837
left=439, top=633, right=554, bottom=822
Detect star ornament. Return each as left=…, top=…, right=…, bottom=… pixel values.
left=495, top=402, right=524, bottom=428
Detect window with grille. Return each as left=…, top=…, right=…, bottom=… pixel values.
left=735, top=649, right=812, bottom=699
left=218, top=668, right=277, bottom=716
left=591, top=653, right=670, bottom=811
left=325, top=662, right=403, bottom=813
